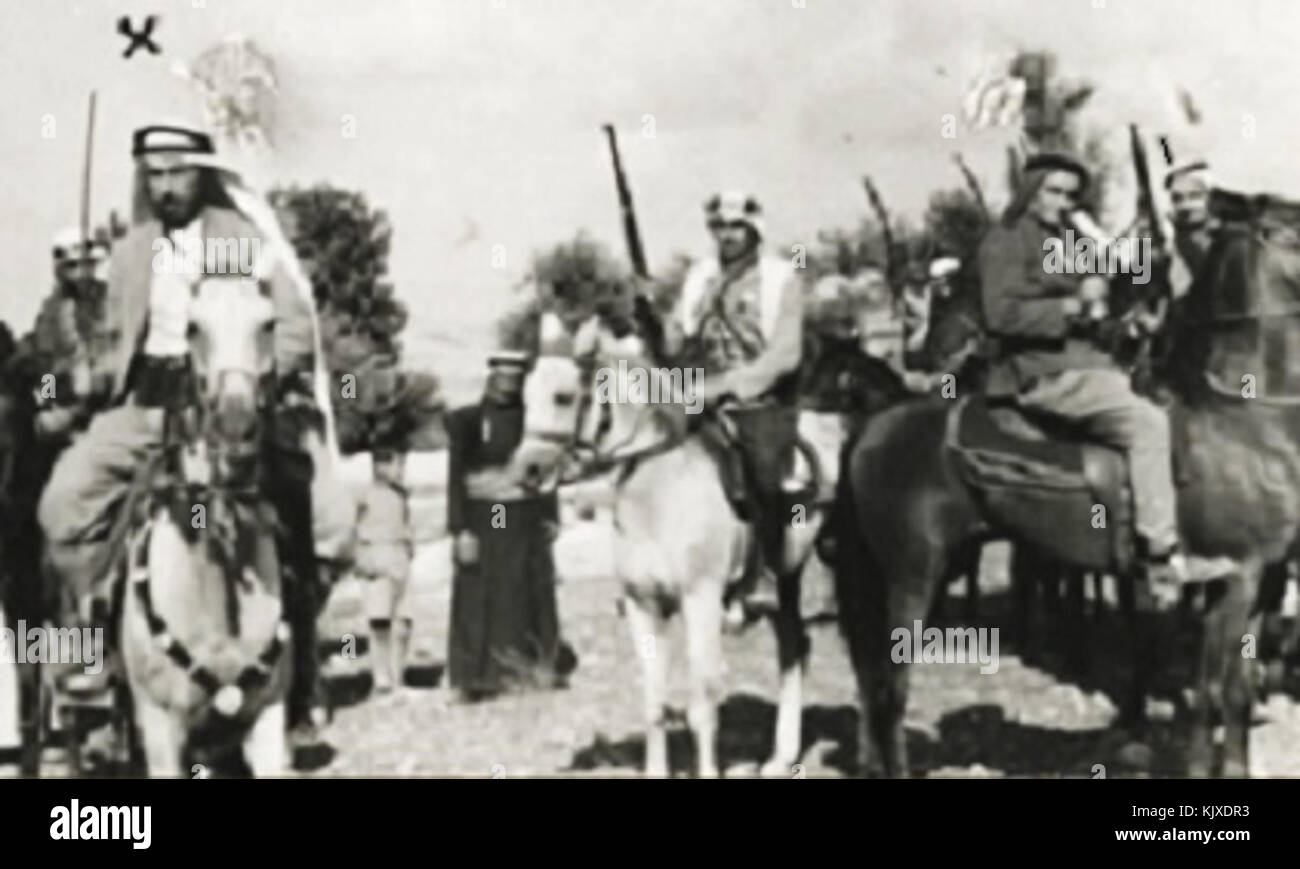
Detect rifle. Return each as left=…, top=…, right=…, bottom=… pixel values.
left=952, top=152, right=990, bottom=225
left=1126, top=123, right=1170, bottom=389
left=602, top=124, right=648, bottom=279
left=601, top=124, right=662, bottom=352
left=861, top=175, right=898, bottom=295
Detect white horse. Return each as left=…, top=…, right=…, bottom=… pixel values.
left=511, top=312, right=847, bottom=777
left=120, top=277, right=292, bottom=777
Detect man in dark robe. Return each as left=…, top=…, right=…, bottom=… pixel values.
left=445, top=351, right=573, bottom=700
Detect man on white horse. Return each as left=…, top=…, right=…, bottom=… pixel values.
left=666, top=191, right=805, bottom=615
left=37, top=122, right=352, bottom=708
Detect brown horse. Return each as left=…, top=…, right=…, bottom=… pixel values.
left=838, top=193, right=1300, bottom=777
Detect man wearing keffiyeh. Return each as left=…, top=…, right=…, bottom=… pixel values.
left=37, top=121, right=354, bottom=730
left=665, top=191, right=805, bottom=616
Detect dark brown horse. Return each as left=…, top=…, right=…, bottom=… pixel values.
left=838, top=192, right=1300, bottom=777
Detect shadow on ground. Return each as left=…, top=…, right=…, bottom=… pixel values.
left=566, top=690, right=1187, bottom=777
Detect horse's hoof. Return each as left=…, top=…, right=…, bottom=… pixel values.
left=697, top=766, right=720, bottom=779
left=759, top=758, right=794, bottom=778
left=1222, top=759, right=1248, bottom=778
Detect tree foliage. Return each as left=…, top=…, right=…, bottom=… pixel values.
left=269, top=184, right=442, bottom=452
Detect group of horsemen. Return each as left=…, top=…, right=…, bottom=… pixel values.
left=21, top=116, right=1218, bottom=721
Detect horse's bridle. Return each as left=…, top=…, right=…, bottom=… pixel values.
left=129, top=362, right=289, bottom=720
left=550, top=354, right=689, bottom=485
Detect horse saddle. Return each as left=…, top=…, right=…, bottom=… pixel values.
left=693, top=409, right=823, bottom=524
left=946, top=394, right=1135, bottom=573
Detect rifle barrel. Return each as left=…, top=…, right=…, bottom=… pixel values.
left=80, top=91, right=97, bottom=250
left=603, top=124, right=649, bottom=279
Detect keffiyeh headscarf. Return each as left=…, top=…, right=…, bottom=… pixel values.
left=130, top=121, right=340, bottom=456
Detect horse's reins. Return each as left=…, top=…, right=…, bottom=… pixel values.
left=128, top=524, right=290, bottom=719
left=129, top=365, right=290, bottom=719
left=551, top=355, right=694, bottom=485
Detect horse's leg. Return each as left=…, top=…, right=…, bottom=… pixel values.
left=1113, top=570, right=1148, bottom=729
left=962, top=543, right=981, bottom=623
left=243, top=702, right=288, bottom=778
left=762, top=567, right=807, bottom=776
left=1221, top=563, right=1262, bottom=778
left=879, top=565, right=938, bottom=779
left=623, top=595, right=669, bottom=777
left=1064, top=569, right=1088, bottom=677
left=832, top=532, right=882, bottom=777
left=1010, top=546, right=1037, bottom=653
left=1186, top=580, right=1226, bottom=778
left=132, top=694, right=184, bottom=778
left=681, top=584, right=723, bottom=778
left=764, top=521, right=814, bottom=777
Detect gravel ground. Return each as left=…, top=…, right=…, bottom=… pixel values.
left=309, top=522, right=1300, bottom=779
left=9, top=483, right=1299, bottom=779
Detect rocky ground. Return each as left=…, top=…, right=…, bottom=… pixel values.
left=8, top=462, right=1300, bottom=779
left=308, top=518, right=1300, bottom=779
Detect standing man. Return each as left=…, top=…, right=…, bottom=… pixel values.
left=666, top=191, right=805, bottom=615
left=446, top=352, right=572, bottom=700
left=979, top=151, right=1185, bottom=589
left=37, top=123, right=353, bottom=728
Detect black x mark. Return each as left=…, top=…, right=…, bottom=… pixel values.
left=118, top=15, right=161, bottom=59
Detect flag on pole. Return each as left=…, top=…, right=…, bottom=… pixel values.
left=962, top=68, right=1027, bottom=130
left=172, top=36, right=278, bottom=153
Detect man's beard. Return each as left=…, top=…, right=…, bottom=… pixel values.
left=152, top=195, right=200, bottom=229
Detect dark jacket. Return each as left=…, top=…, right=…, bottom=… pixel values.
left=978, top=214, right=1115, bottom=396
left=445, top=400, right=557, bottom=535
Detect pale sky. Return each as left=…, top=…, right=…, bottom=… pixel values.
left=3, top=0, right=1298, bottom=401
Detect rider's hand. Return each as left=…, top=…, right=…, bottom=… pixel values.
left=454, top=530, right=479, bottom=566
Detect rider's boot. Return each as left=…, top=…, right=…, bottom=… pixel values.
left=738, top=496, right=783, bottom=618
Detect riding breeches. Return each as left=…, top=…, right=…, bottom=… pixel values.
left=723, top=403, right=801, bottom=566
left=1015, top=368, right=1179, bottom=553
left=37, top=403, right=355, bottom=599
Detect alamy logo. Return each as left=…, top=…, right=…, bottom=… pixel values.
left=890, top=620, right=1000, bottom=674
left=1, top=620, right=104, bottom=675
left=1043, top=229, right=1151, bottom=285
left=152, top=236, right=260, bottom=276
left=49, top=800, right=151, bottom=849
left=594, top=360, right=705, bottom=415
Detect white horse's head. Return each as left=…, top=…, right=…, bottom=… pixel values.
left=507, top=311, right=590, bottom=490
left=188, top=276, right=275, bottom=446
left=511, top=311, right=676, bottom=490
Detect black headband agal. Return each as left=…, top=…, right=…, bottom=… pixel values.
left=1024, top=151, right=1091, bottom=190
left=132, top=126, right=215, bottom=157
